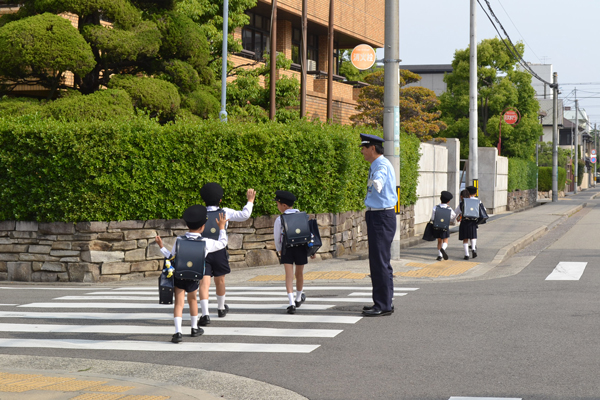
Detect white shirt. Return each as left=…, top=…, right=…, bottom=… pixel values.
left=431, top=203, right=457, bottom=224
left=207, top=202, right=254, bottom=232
left=159, top=231, right=227, bottom=259
left=273, top=209, right=300, bottom=252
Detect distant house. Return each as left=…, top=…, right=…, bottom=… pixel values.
left=401, top=64, right=453, bottom=95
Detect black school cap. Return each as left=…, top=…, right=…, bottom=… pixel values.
left=200, top=182, right=224, bottom=206
left=466, top=186, right=478, bottom=195
left=440, top=191, right=453, bottom=203
left=182, top=204, right=208, bottom=227
left=274, top=190, right=296, bottom=206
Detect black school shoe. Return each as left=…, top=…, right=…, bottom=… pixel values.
left=436, top=256, right=443, bottom=261
left=295, top=293, right=306, bottom=308
left=440, top=248, right=449, bottom=260
left=287, top=305, right=296, bottom=314
left=472, top=250, right=478, bottom=258
left=464, top=255, right=469, bottom=260
left=191, top=327, right=204, bottom=337
left=218, top=304, right=230, bottom=318
left=171, top=332, right=183, bottom=343
left=199, top=315, right=211, bottom=326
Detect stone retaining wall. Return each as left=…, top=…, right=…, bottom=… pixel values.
left=507, top=189, right=538, bottom=211
left=0, top=211, right=375, bottom=282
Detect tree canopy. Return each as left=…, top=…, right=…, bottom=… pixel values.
left=350, top=69, right=447, bottom=142
left=438, top=37, right=542, bottom=159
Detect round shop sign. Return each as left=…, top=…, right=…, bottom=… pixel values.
left=503, top=110, right=519, bottom=125
left=351, top=44, right=376, bottom=70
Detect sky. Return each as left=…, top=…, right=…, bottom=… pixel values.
left=396, top=0, right=600, bottom=126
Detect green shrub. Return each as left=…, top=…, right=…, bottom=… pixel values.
left=108, top=75, right=180, bottom=120
left=577, top=159, right=585, bottom=186
left=399, top=131, right=421, bottom=206
left=182, top=88, right=219, bottom=119
left=508, top=157, right=537, bottom=192
left=162, top=60, right=201, bottom=94
left=0, top=96, right=42, bottom=117
left=40, top=89, right=134, bottom=121
left=538, top=166, right=566, bottom=192
left=0, top=116, right=421, bottom=222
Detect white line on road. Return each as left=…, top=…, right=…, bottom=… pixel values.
left=0, top=311, right=362, bottom=324
left=54, top=296, right=377, bottom=303
left=111, top=286, right=419, bottom=291
left=0, top=338, right=320, bottom=353
left=449, top=397, right=522, bottom=400
left=545, top=262, right=588, bottom=280
left=348, top=292, right=406, bottom=297
left=0, top=323, right=342, bottom=338
left=18, top=302, right=333, bottom=310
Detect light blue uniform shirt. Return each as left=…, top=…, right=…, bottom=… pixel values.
left=365, top=155, right=398, bottom=209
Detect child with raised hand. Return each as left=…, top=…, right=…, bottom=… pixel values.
left=155, top=205, right=228, bottom=343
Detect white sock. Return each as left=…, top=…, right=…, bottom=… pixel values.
left=191, top=315, right=198, bottom=329
left=463, top=243, right=469, bottom=256
left=296, top=290, right=303, bottom=302
left=471, top=239, right=477, bottom=251
left=438, top=250, right=443, bottom=257
left=200, top=299, right=209, bottom=316
left=442, top=243, right=448, bottom=250
left=287, top=292, right=295, bottom=306
left=174, top=317, right=182, bottom=333
left=217, top=294, right=226, bottom=310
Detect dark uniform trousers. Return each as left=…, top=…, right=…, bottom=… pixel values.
left=366, top=209, right=396, bottom=311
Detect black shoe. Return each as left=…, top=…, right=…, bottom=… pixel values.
left=191, top=327, right=204, bottom=337
left=362, top=308, right=393, bottom=317
left=436, top=256, right=443, bottom=261
left=363, top=305, right=394, bottom=312
left=464, top=255, right=469, bottom=260
left=295, top=293, right=306, bottom=308
left=287, top=305, right=296, bottom=314
left=218, top=304, right=229, bottom=318
left=199, top=315, right=210, bottom=326
left=171, top=332, right=182, bottom=343
left=472, top=250, right=477, bottom=259
left=440, top=248, right=448, bottom=260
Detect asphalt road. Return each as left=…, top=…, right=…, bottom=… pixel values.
left=2, top=201, right=600, bottom=400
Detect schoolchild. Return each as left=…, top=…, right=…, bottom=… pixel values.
left=198, top=183, right=256, bottom=326
left=431, top=191, right=457, bottom=261
left=155, top=205, right=228, bottom=343
left=273, top=190, right=315, bottom=314
left=455, top=188, right=477, bottom=259
left=463, top=185, right=486, bottom=258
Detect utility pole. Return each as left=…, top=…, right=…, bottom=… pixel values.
left=552, top=72, right=558, bottom=202
left=468, top=0, right=478, bottom=189
left=595, top=123, right=598, bottom=187
left=574, top=96, right=579, bottom=194
left=326, top=0, right=334, bottom=122
left=219, top=0, right=229, bottom=122
left=269, top=0, right=277, bottom=120
left=300, top=0, right=307, bottom=118
left=383, top=0, right=400, bottom=259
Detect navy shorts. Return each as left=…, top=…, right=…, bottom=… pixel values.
left=280, top=245, right=308, bottom=265
left=174, top=278, right=199, bottom=293
left=205, top=248, right=231, bottom=277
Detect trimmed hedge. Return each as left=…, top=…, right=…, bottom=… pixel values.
left=538, top=166, right=566, bottom=192
left=0, top=116, right=421, bottom=222
left=507, top=157, right=537, bottom=192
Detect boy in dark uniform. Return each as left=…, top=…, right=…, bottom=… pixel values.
left=456, top=185, right=485, bottom=259
left=198, top=183, right=255, bottom=326
left=430, top=191, right=457, bottom=260
left=273, top=190, right=315, bottom=314
left=155, top=205, right=228, bottom=343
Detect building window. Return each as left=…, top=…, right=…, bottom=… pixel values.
left=291, top=28, right=318, bottom=71
left=242, top=12, right=270, bottom=60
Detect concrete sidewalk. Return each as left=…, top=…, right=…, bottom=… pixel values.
left=1, top=188, right=597, bottom=400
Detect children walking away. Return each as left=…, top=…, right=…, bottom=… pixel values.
left=273, top=190, right=315, bottom=314
left=155, top=205, right=228, bottom=343
left=431, top=191, right=457, bottom=261
left=457, top=185, right=487, bottom=259
left=198, top=183, right=256, bottom=326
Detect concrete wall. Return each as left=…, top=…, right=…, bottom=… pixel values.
left=478, top=147, right=508, bottom=214
left=414, top=143, right=449, bottom=235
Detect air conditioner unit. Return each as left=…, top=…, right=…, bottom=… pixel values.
left=307, top=60, right=317, bottom=71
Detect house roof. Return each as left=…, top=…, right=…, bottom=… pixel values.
left=400, top=64, right=453, bottom=74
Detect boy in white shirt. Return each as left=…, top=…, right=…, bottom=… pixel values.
left=430, top=191, right=457, bottom=261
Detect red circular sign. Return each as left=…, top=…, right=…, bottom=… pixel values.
left=503, top=110, right=518, bottom=125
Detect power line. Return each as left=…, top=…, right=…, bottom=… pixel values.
left=496, top=0, right=541, bottom=63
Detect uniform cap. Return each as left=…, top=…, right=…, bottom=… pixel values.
left=200, top=182, right=224, bottom=206
left=274, top=190, right=296, bottom=206
left=466, top=186, right=478, bottom=195
left=182, top=205, right=208, bottom=226
left=440, top=191, right=453, bottom=203
left=360, top=133, right=384, bottom=146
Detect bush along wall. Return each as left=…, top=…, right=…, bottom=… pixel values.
left=0, top=115, right=421, bottom=223
left=538, top=166, right=567, bottom=192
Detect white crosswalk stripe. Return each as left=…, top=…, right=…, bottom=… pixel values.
left=0, top=285, right=418, bottom=354
left=448, top=397, right=522, bottom=400
left=545, top=261, right=588, bottom=280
